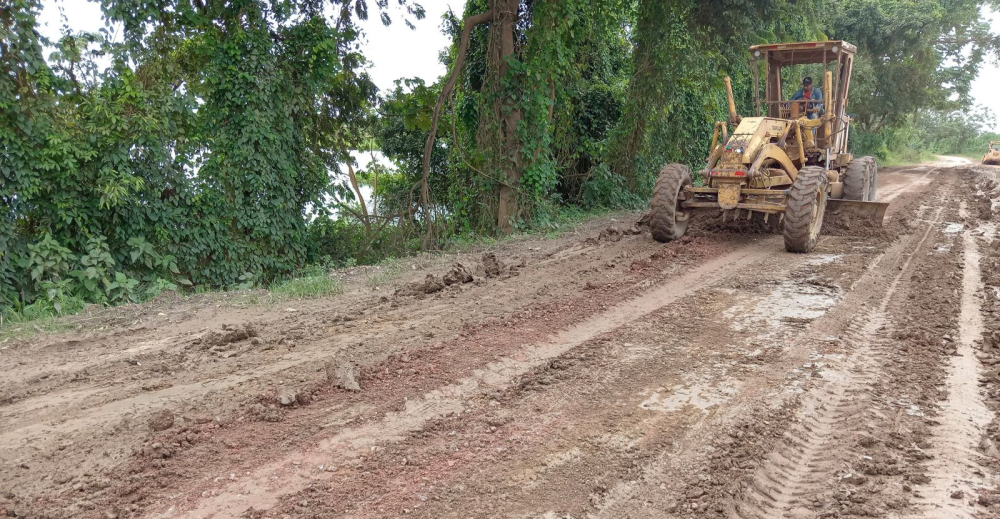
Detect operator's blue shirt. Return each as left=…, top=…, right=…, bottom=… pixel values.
left=791, top=87, right=823, bottom=119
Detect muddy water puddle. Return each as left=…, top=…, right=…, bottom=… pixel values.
left=722, top=279, right=841, bottom=337
left=943, top=222, right=965, bottom=234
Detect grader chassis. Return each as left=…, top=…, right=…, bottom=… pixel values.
left=650, top=40, right=887, bottom=253
left=982, top=141, right=1000, bottom=165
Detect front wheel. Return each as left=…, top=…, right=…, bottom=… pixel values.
left=784, top=166, right=829, bottom=253
left=842, top=156, right=872, bottom=201
left=650, top=164, right=693, bottom=243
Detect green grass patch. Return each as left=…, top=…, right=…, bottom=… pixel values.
left=879, top=146, right=936, bottom=167
left=269, top=267, right=344, bottom=300
left=270, top=273, right=343, bottom=299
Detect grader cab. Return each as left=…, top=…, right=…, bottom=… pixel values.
left=649, top=40, right=887, bottom=253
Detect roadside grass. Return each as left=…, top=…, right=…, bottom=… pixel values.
left=365, top=262, right=403, bottom=288
left=0, top=205, right=637, bottom=341
left=0, top=312, right=74, bottom=343
left=880, top=146, right=936, bottom=167
left=0, top=268, right=345, bottom=341
left=269, top=268, right=344, bottom=300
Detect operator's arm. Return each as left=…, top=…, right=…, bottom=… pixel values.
left=791, top=88, right=805, bottom=100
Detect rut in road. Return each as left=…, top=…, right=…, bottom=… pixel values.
left=730, top=207, right=944, bottom=519
left=154, top=241, right=778, bottom=518
left=907, top=205, right=996, bottom=518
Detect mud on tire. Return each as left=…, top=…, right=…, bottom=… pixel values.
left=865, top=156, right=878, bottom=201
left=650, top=163, right=693, bottom=243
left=842, top=156, right=873, bottom=201
left=784, top=166, right=829, bottom=253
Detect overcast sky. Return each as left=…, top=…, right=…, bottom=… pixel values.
left=35, top=0, right=1000, bottom=132
left=35, top=0, right=463, bottom=93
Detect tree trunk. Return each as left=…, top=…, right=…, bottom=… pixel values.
left=346, top=163, right=371, bottom=235
left=495, top=0, right=522, bottom=234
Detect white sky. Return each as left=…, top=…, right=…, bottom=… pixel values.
left=36, top=0, right=1000, bottom=131
left=970, top=7, right=1000, bottom=131
left=36, top=0, right=464, bottom=93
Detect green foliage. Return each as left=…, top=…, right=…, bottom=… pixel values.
left=829, top=0, right=997, bottom=131
left=2, top=0, right=417, bottom=314
left=853, top=105, right=998, bottom=164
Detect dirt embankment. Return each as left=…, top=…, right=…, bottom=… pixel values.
left=2, top=161, right=999, bottom=519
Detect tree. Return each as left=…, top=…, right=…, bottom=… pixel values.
left=830, top=0, right=999, bottom=132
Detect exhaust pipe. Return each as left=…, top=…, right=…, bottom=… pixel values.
left=724, top=76, right=740, bottom=125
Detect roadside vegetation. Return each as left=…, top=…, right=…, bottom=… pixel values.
left=3, top=0, right=1000, bottom=327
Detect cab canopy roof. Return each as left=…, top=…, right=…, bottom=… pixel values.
left=749, top=40, right=857, bottom=65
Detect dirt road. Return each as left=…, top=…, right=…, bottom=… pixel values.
left=3, top=158, right=1000, bottom=519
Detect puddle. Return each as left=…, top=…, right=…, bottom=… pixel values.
left=640, top=382, right=737, bottom=412
left=942, top=222, right=964, bottom=234
left=806, top=254, right=842, bottom=266
left=725, top=280, right=840, bottom=333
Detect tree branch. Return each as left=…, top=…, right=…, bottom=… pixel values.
left=419, top=9, right=496, bottom=248
left=346, top=163, right=371, bottom=234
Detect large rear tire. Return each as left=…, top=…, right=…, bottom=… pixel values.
left=784, top=166, right=829, bottom=253
left=842, top=156, right=873, bottom=201
left=866, top=156, right=878, bottom=201
left=650, top=164, right=693, bottom=243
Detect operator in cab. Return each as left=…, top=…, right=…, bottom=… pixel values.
left=791, top=76, right=823, bottom=119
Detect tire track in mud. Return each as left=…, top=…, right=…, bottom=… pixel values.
left=906, top=204, right=996, bottom=518
left=585, top=200, right=946, bottom=518
left=880, top=167, right=938, bottom=204
left=729, top=207, right=945, bottom=519
left=154, top=239, right=780, bottom=518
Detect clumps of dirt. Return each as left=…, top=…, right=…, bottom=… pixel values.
left=187, top=323, right=266, bottom=359
left=443, top=262, right=474, bottom=285
left=974, top=173, right=999, bottom=220
left=248, top=386, right=315, bottom=422
left=820, top=210, right=893, bottom=239
left=482, top=252, right=503, bottom=277
left=396, top=274, right=447, bottom=296
left=325, top=360, right=361, bottom=392
left=685, top=211, right=780, bottom=238
left=194, top=323, right=259, bottom=347
left=148, top=410, right=175, bottom=432
left=478, top=252, right=523, bottom=279
left=586, top=224, right=643, bottom=245
left=396, top=262, right=478, bottom=297
left=635, top=212, right=651, bottom=228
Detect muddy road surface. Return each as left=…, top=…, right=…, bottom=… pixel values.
left=3, top=158, right=1000, bottom=519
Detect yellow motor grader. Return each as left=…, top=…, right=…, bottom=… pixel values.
left=650, top=40, right=887, bottom=252
left=982, top=141, right=1000, bottom=165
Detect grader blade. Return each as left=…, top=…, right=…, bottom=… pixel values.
left=826, top=199, right=889, bottom=225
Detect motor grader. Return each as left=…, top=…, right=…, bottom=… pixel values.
left=982, top=141, right=1000, bottom=165
left=649, top=40, right=887, bottom=253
